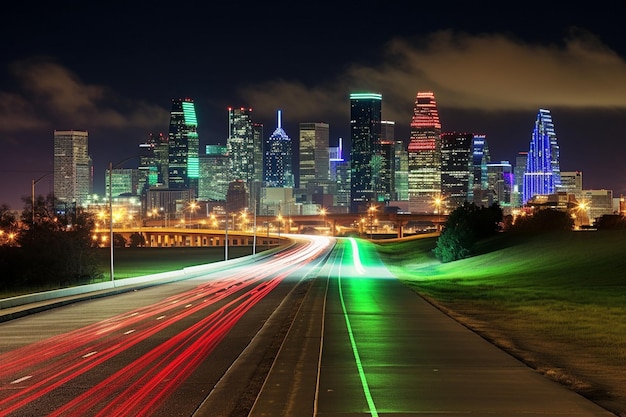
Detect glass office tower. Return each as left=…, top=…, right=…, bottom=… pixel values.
left=227, top=107, right=256, bottom=183
left=441, top=132, right=473, bottom=210
left=349, top=92, right=382, bottom=213
left=167, top=98, right=199, bottom=196
left=53, top=129, right=91, bottom=207
left=264, top=110, right=293, bottom=188
left=407, top=91, right=442, bottom=213
left=523, top=109, right=561, bottom=203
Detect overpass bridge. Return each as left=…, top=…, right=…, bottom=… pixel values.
left=99, top=212, right=446, bottom=248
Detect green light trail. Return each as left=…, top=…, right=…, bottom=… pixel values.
left=337, top=238, right=379, bottom=416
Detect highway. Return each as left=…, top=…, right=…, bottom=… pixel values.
left=0, top=235, right=616, bottom=416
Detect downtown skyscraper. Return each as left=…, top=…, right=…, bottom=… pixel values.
left=349, top=92, right=382, bottom=213
left=298, top=122, right=330, bottom=190
left=523, top=108, right=561, bottom=203
left=53, top=129, right=92, bottom=208
left=441, top=132, right=473, bottom=209
left=227, top=107, right=258, bottom=183
left=407, top=91, right=442, bottom=213
left=264, top=110, right=293, bottom=188
left=167, top=98, right=199, bottom=196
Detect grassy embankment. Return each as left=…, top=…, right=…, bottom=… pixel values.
left=95, top=245, right=273, bottom=280
left=375, top=230, right=626, bottom=417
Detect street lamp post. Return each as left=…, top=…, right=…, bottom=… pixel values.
left=109, top=162, right=114, bottom=284
left=108, top=155, right=140, bottom=285
left=368, top=205, right=376, bottom=239
left=31, top=172, right=53, bottom=225
left=224, top=210, right=229, bottom=261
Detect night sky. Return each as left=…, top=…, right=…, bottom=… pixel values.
left=2, top=2, right=626, bottom=210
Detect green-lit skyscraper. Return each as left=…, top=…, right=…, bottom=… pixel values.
left=349, top=92, right=382, bottom=213
left=168, top=98, right=199, bottom=196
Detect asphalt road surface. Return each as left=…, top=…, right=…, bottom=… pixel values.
left=0, top=236, right=617, bottom=416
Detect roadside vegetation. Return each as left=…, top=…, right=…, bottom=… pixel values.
left=94, top=246, right=266, bottom=280
left=376, top=229, right=626, bottom=417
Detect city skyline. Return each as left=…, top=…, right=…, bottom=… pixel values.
left=2, top=3, right=626, bottom=209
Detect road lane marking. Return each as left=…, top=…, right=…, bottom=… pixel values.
left=11, top=376, right=32, bottom=384
left=339, top=239, right=379, bottom=417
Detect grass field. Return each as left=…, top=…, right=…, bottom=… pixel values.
left=375, top=230, right=626, bottom=417
left=95, top=245, right=273, bottom=280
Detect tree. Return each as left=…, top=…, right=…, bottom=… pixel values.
left=0, top=204, right=18, bottom=246
left=510, top=208, right=573, bottom=233
left=433, top=202, right=503, bottom=263
left=12, top=196, right=101, bottom=289
left=128, top=232, right=146, bottom=247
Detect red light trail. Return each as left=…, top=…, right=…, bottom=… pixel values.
left=0, top=236, right=331, bottom=416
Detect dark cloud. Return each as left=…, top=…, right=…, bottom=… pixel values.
left=241, top=31, right=626, bottom=125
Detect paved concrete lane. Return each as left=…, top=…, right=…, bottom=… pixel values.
left=253, top=238, right=616, bottom=417
left=319, top=275, right=614, bottom=416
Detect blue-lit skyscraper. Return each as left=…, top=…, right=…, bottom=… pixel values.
left=350, top=92, right=382, bottom=212
left=264, top=110, right=293, bottom=188
left=167, top=98, right=199, bottom=196
left=523, top=109, right=561, bottom=203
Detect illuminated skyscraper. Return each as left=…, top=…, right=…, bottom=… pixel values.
left=470, top=134, right=490, bottom=206
left=53, top=129, right=92, bottom=207
left=299, top=122, right=330, bottom=190
left=167, top=98, right=199, bottom=196
left=407, top=91, right=442, bottom=213
left=350, top=92, right=382, bottom=212
left=394, top=140, right=409, bottom=201
left=264, top=110, right=293, bottom=188
left=487, top=161, right=513, bottom=209
left=138, top=132, right=168, bottom=194
left=512, top=151, right=528, bottom=208
left=523, top=109, right=561, bottom=203
left=379, top=120, right=396, bottom=202
left=441, top=132, right=473, bottom=209
left=199, top=145, right=230, bottom=201
left=227, top=107, right=256, bottom=183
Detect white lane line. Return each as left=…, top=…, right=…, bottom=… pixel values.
left=11, top=376, right=32, bottom=384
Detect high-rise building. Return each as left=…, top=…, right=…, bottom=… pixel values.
left=329, top=138, right=351, bottom=210
left=470, top=134, right=490, bottom=206
left=349, top=92, right=382, bottom=212
left=227, top=107, right=255, bottom=183
left=264, top=110, right=294, bottom=188
left=106, top=168, right=139, bottom=197
left=394, top=140, right=409, bottom=201
left=299, top=122, right=330, bottom=189
left=252, top=122, right=264, bottom=183
left=379, top=120, right=396, bottom=202
left=53, top=129, right=92, bottom=207
left=138, top=132, right=168, bottom=194
left=512, top=151, right=528, bottom=208
left=559, top=171, right=583, bottom=200
left=407, top=91, right=442, bottom=213
left=198, top=145, right=230, bottom=201
left=167, top=98, right=199, bottom=196
left=441, top=132, right=473, bottom=210
left=487, top=161, right=514, bottom=210
left=523, top=109, right=561, bottom=203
